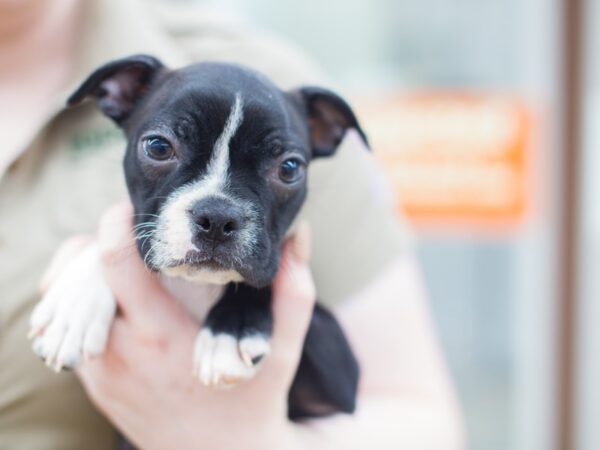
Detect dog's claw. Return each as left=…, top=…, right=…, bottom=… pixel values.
left=27, top=327, right=42, bottom=340
left=239, top=334, right=270, bottom=367
left=240, top=350, right=253, bottom=368
left=53, top=360, right=64, bottom=373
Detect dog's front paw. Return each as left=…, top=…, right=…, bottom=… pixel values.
left=193, top=328, right=270, bottom=388
left=29, top=245, right=116, bottom=372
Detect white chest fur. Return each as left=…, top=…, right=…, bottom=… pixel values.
left=158, top=274, right=224, bottom=323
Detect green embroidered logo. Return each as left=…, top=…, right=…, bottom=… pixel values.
left=69, top=127, right=125, bottom=157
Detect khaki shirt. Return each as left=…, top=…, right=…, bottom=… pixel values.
left=0, top=0, right=409, bottom=448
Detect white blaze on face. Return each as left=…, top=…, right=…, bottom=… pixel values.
left=205, top=92, right=244, bottom=194
left=150, top=93, right=252, bottom=283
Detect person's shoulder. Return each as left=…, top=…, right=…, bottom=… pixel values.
left=146, top=0, right=325, bottom=88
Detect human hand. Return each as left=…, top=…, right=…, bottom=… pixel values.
left=43, top=202, right=317, bottom=450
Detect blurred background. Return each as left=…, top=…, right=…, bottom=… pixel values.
left=189, top=1, right=590, bottom=449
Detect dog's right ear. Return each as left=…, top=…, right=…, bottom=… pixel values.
left=67, top=54, right=165, bottom=124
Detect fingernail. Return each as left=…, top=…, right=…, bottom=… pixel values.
left=291, top=221, right=311, bottom=265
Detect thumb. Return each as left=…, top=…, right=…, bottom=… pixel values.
left=97, top=202, right=188, bottom=336
left=262, top=221, right=316, bottom=384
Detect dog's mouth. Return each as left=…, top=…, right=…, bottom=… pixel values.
left=160, top=249, right=246, bottom=285
left=174, top=250, right=234, bottom=271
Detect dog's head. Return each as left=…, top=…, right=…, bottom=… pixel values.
left=68, top=55, right=368, bottom=288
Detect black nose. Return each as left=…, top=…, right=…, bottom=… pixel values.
left=189, top=197, right=244, bottom=244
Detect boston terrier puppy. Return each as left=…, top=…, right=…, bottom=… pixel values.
left=29, top=55, right=367, bottom=419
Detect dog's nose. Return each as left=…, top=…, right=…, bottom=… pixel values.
left=189, top=197, right=244, bottom=244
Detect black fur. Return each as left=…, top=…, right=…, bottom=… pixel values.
left=289, top=304, right=360, bottom=418
left=203, top=283, right=273, bottom=350
left=68, top=55, right=367, bottom=418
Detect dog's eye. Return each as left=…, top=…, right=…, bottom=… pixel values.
left=278, top=158, right=304, bottom=183
left=143, top=137, right=174, bottom=161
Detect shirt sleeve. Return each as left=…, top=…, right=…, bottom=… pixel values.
left=300, top=131, right=413, bottom=305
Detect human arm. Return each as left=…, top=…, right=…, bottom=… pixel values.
left=42, top=202, right=464, bottom=450
left=303, top=255, right=465, bottom=449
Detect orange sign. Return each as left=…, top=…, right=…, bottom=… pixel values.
left=355, top=93, right=530, bottom=228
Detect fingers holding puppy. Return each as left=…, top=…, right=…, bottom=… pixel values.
left=30, top=201, right=192, bottom=372
left=30, top=202, right=317, bottom=394
left=96, top=201, right=192, bottom=338
left=259, top=221, right=316, bottom=388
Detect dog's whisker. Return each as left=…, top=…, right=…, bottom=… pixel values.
left=132, top=222, right=157, bottom=230
left=132, top=213, right=160, bottom=218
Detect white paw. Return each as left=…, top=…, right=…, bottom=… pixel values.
left=193, top=329, right=270, bottom=388
left=29, top=245, right=116, bottom=372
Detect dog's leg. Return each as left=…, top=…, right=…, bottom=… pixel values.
left=287, top=303, right=360, bottom=419
left=192, top=286, right=359, bottom=419
left=29, top=244, right=116, bottom=371
left=193, top=283, right=272, bottom=388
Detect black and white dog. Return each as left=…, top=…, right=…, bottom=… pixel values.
left=30, top=55, right=366, bottom=419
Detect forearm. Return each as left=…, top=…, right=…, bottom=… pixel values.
left=294, top=255, right=466, bottom=450
left=297, top=396, right=464, bottom=450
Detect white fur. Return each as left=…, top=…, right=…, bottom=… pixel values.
left=29, top=248, right=226, bottom=370
left=30, top=245, right=116, bottom=371
left=238, top=334, right=271, bottom=367
left=193, top=329, right=270, bottom=388
left=162, top=265, right=243, bottom=285
left=159, top=273, right=224, bottom=322
left=206, top=92, right=244, bottom=193
left=29, top=245, right=268, bottom=387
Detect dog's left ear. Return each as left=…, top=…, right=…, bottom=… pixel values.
left=67, top=54, right=166, bottom=124
left=288, top=86, right=369, bottom=158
